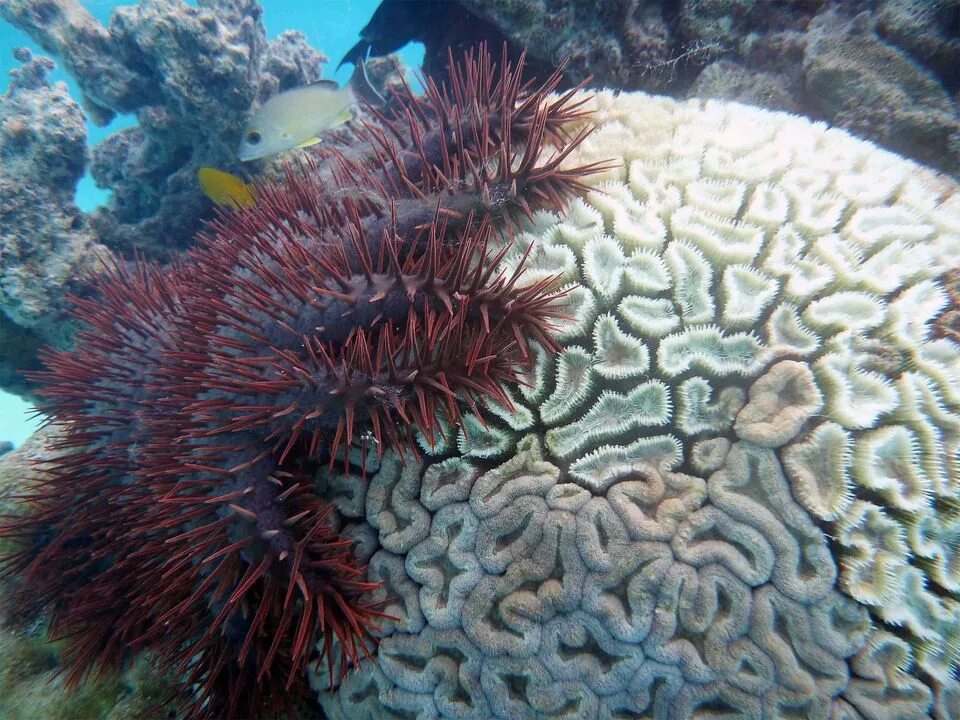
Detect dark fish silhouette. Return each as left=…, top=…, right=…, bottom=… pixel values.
left=339, top=0, right=563, bottom=85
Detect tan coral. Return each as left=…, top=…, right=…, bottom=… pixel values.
left=782, top=421, right=854, bottom=521
left=734, top=360, right=824, bottom=447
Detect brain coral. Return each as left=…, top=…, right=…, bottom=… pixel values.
left=313, top=91, right=960, bottom=719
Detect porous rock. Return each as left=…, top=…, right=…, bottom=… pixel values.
left=0, top=0, right=327, bottom=258
left=84, top=0, right=327, bottom=258
left=428, top=1, right=959, bottom=178
left=804, top=9, right=960, bottom=176
left=688, top=59, right=797, bottom=112
left=0, top=0, right=330, bottom=396
left=0, top=50, right=108, bottom=395
left=457, top=0, right=676, bottom=90
left=876, top=0, right=959, bottom=88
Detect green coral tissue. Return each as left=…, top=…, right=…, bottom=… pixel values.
left=315, top=91, right=960, bottom=719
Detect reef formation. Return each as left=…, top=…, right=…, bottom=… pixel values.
left=4, top=58, right=960, bottom=720
left=362, top=0, right=959, bottom=179
left=2, top=4, right=960, bottom=720
left=1, top=0, right=329, bottom=258
left=0, top=0, right=329, bottom=394
left=0, top=47, right=108, bottom=396
left=0, top=47, right=604, bottom=718
left=2, top=0, right=957, bottom=403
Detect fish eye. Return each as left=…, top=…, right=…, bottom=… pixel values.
left=246, top=130, right=261, bottom=145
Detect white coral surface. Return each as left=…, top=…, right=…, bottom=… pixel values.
left=313, top=92, right=960, bottom=720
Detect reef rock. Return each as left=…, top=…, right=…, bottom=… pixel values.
left=0, top=49, right=107, bottom=397
left=876, top=0, right=959, bottom=89
left=458, top=0, right=676, bottom=90
left=688, top=59, right=798, bottom=112
left=399, top=0, right=959, bottom=178
left=804, top=9, right=960, bottom=177
left=0, top=0, right=330, bottom=397
left=311, top=90, right=960, bottom=719
left=1, top=0, right=328, bottom=261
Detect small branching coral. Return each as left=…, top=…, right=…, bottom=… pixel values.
left=0, top=46, right=607, bottom=719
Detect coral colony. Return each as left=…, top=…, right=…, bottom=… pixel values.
left=0, top=47, right=605, bottom=718
left=312, top=97, right=960, bottom=718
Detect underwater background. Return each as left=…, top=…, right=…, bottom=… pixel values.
left=0, top=0, right=424, bottom=448
left=0, top=2, right=958, bottom=720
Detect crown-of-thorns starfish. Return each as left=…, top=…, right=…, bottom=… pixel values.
left=0, top=44, right=609, bottom=720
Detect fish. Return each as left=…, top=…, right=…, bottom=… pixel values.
left=338, top=0, right=495, bottom=71
left=237, top=80, right=356, bottom=161
left=197, top=167, right=257, bottom=209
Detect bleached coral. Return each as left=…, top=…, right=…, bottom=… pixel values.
left=314, top=92, right=960, bottom=719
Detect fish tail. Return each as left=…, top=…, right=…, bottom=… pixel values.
left=353, top=59, right=387, bottom=108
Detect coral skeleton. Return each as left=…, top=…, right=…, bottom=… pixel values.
left=0, top=46, right=604, bottom=719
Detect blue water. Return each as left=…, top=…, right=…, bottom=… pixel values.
left=0, top=1, right=424, bottom=449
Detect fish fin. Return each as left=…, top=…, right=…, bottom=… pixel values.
left=197, top=167, right=256, bottom=209
left=352, top=60, right=387, bottom=108
left=294, top=136, right=323, bottom=149
left=338, top=39, right=372, bottom=71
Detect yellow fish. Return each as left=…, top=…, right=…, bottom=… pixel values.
left=197, top=167, right=257, bottom=209
left=237, top=80, right=356, bottom=162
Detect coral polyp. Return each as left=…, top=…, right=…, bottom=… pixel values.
left=0, top=46, right=604, bottom=719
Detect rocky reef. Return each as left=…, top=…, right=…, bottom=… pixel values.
left=4, top=80, right=959, bottom=718
left=1, top=2, right=960, bottom=718
left=439, top=0, right=959, bottom=178
left=0, top=0, right=328, bottom=396
left=2, top=0, right=328, bottom=258
left=2, top=0, right=957, bottom=400
left=804, top=6, right=959, bottom=175
left=0, top=48, right=107, bottom=397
